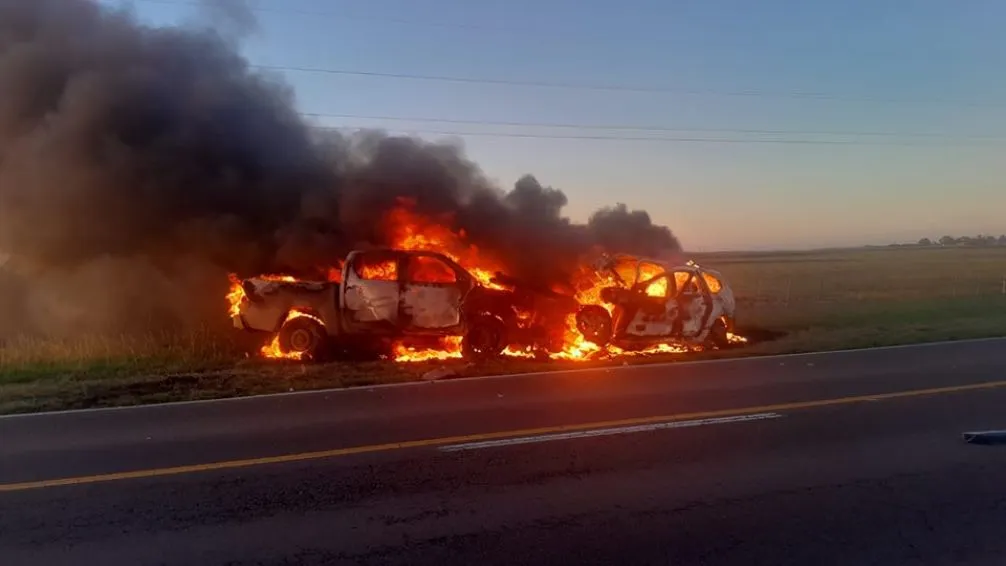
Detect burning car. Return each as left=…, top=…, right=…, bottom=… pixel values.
left=594, top=255, right=737, bottom=349
left=231, top=249, right=612, bottom=361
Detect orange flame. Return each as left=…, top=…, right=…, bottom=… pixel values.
left=392, top=336, right=463, bottom=362
left=384, top=201, right=509, bottom=290
left=227, top=273, right=302, bottom=318
left=226, top=274, right=245, bottom=318
left=358, top=258, right=398, bottom=281
left=260, top=310, right=325, bottom=360
left=327, top=262, right=345, bottom=282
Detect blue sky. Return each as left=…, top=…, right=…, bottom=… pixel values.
left=105, top=0, right=1006, bottom=251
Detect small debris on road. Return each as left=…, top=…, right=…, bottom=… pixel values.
left=961, top=430, right=1006, bottom=445
left=422, top=363, right=474, bottom=381
left=422, top=367, right=454, bottom=381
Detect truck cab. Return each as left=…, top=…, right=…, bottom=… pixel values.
left=340, top=249, right=475, bottom=336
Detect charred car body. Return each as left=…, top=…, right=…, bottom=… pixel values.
left=232, top=249, right=612, bottom=360
left=593, top=254, right=737, bottom=349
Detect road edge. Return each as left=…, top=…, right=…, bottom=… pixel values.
left=2, top=335, right=1004, bottom=420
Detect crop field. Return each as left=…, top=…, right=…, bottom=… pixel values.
left=700, top=246, right=1006, bottom=353
left=702, top=246, right=1006, bottom=304
left=2, top=246, right=1004, bottom=413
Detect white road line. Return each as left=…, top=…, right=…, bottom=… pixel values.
left=438, top=412, right=784, bottom=452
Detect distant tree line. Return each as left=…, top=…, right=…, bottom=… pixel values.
left=914, top=235, right=1006, bottom=247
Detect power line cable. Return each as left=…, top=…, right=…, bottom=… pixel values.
left=315, top=125, right=1006, bottom=147
left=261, top=65, right=1006, bottom=108
left=301, top=112, right=1006, bottom=140
left=128, top=1, right=1005, bottom=107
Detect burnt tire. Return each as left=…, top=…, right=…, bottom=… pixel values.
left=576, top=305, right=613, bottom=346
left=462, top=315, right=507, bottom=362
left=707, top=318, right=730, bottom=349
left=277, top=316, right=327, bottom=361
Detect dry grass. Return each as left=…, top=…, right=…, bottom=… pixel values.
left=695, top=246, right=1006, bottom=354
left=0, top=328, right=244, bottom=384
left=697, top=246, right=1006, bottom=304
left=0, top=328, right=239, bottom=366
left=1, top=246, right=1004, bottom=414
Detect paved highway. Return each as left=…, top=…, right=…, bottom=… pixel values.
left=2, top=338, right=1006, bottom=565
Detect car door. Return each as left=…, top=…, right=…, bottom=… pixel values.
left=340, top=250, right=402, bottom=332
left=673, top=270, right=713, bottom=339
left=621, top=273, right=676, bottom=338
left=698, top=270, right=729, bottom=332
left=399, top=253, right=468, bottom=332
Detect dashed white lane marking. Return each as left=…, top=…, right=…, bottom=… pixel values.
left=438, top=412, right=784, bottom=452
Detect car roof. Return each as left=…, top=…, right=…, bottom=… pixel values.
left=348, top=248, right=449, bottom=258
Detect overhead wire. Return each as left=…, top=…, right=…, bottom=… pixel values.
left=301, top=112, right=1006, bottom=141
left=129, top=0, right=1006, bottom=142
left=133, top=0, right=1006, bottom=107
left=312, top=124, right=1006, bottom=147
left=264, top=65, right=1005, bottom=107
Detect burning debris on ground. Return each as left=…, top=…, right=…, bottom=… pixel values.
left=0, top=0, right=746, bottom=367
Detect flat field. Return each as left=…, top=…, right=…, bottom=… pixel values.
left=704, top=246, right=1006, bottom=352
left=2, top=246, right=1004, bottom=414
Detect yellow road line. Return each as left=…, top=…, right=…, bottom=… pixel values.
left=3, top=379, right=1005, bottom=493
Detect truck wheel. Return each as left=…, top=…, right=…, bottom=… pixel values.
left=278, top=316, right=327, bottom=360
left=576, top=305, right=613, bottom=346
left=462, top=315, right=506, bottom=361
left=707, top=318, right=730, bottom=349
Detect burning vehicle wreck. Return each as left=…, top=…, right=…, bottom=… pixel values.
left=230, top=249, right=614, bottom=361
left=229, top=247, right=743, bottom=363
left=592, top=255, right=738, bottom=350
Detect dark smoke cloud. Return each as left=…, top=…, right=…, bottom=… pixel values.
left=0, top=0, right=681, bottom=338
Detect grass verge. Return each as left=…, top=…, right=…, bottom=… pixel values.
left=1, top=294, right=1003, bottom=415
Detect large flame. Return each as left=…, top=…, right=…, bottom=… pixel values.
left=228, top=201, right=747, bottom=363
left=393, top=336, right=463, bottom=362
left=384, top=201, right=510, bottom=290
left=226, top=274, right=245, bottom=318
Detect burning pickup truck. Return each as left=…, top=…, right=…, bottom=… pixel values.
left=230, top=249, right=612, bottom=361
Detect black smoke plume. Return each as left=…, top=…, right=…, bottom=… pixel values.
left=0, top=0, right=681, bottom=338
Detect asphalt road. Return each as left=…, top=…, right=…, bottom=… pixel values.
left=3, top=338, right=1006, bottom=565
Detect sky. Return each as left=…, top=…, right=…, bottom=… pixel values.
left=103, top=0, right=1006, bottom=251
